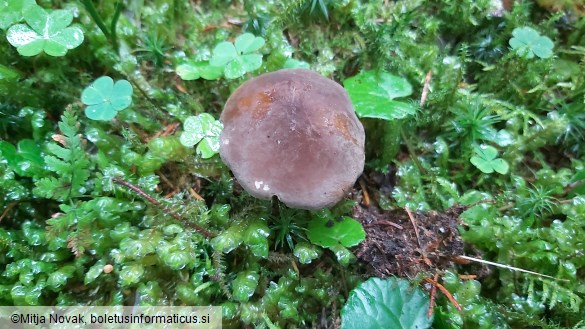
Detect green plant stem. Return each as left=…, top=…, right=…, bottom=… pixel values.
left=127, top=76, right=167, bottom=120
left=400, top=127, right=426, bottom=175
left=110, top=2, right=122, bottom=53
left=80, top=0, right=120, bottom=53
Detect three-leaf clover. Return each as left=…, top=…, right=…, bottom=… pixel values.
left=470, top=144, right=509, bottom=174
left=81, top=76, right=133, bottom=121
left=176, top=61, right=223, bottom=81
left=509, top=27, right=553, bottom=59
left=179, top=113, right=223, bottom=159
left=209, top=33, right=265, bottom=79
left=344, top=70, right=417, bottom=120
left=0, top=0, right=35, bottom=30
left=6, top=4, right=84, bottom=56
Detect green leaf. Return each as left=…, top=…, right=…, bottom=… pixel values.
left=84, top=260, right=106, bottom=285
left=210, top=41, right=238, bottom=67
left=232, top=271, right=260, bottom=302
left=209, top=33, right=265, bottom=79
left=82, top=76, right=133, bottom=121
left=119, top=264, right=144, bottom=287
left=211, top=223, right=244, bottom=253
left=283, top=58, right=310, bottom=69
left=234, top=33, right=265, bottom=54
left=33, top=109, right=90, bottom=201
left=6, top=4, right=84, bottom=56
left=470, top=144, right=509, bottom=174
left=307, top=215, right=365, bottom=248
left=341, top=277, right=432, bottom=329
left=179, top=113, right=223, bottom=158
left=47, top=265, right=75, bottom=290
left=509, top=27, right=554, bottom=59
left=243, top=220, right=270, bottom=258
left=344, top=70, right=417, bottom=120
left=0, top=0, right=36, bottom=30
left=176, top=61, right=223, bottom=80
left=329, top=244, right=354, bottom=266
left=293, top=242, right=321, bottom=264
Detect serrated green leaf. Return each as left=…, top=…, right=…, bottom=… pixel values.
left=307, top=216, right=365, bottom=248
left=341, top=277, right=432, bottom=329
left=44, top=155, right=69, bottom=173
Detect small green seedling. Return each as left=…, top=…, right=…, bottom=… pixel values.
left=179, top=113, right=223, bottom=159
left=6, top=4, right=84, bottom=56
left=0, top=0, right=35, bottom=30
left=209, top=33, right=265, bottom=79
left=509, top=27, right=553, bottom=59
left=470, top=144, right=509, bottom=174
left=343, top=70, right=417, bottom=120
left=81, top=76, right=133, bottom=121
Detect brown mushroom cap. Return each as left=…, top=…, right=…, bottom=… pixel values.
left=219, top=68, right=365, bottom=210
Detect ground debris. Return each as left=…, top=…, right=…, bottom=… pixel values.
left=353, top=204, right=466, bottom=278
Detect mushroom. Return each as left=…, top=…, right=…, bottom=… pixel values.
left=219, top=68, right=365, bottom=210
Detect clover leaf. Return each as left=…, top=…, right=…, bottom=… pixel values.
left=0, top=0, right=35, bottom=30
left=209, top=33, right=265, bottom=79
left=470, top=144, right=509, bottom=174
left=81, top=76, right=133, bottom=121
left=176, top=61, right=223, bottom=81
left=179, top=113, right=223, bottom=159
left=344, top=70, right=417, bottom=120
left=509, top=27, right=553, bottom=59
left=6, top=4, right=84, bottom=56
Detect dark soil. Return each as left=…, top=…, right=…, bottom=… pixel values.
left=353, top=204, right=466, bottom=278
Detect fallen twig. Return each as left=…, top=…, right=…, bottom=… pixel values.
left=112, top=177, right=216, bottom=238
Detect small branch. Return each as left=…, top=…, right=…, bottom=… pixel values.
left=456, top=255, right=568, bottom=282
left=364, top=219, right=403, bottom=230
left=424, top=277, right=462, bottom=311
left=427, top=273, right=438, bottom=318
left=112, top=177, right=215, bottom=238
left=405, top=206, right=422, bottom=249
left=0, top=202, right=18, bottom=222
left=358, top=178, right=370, bottom=207
left=420, top=70, right=432, bottom=107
